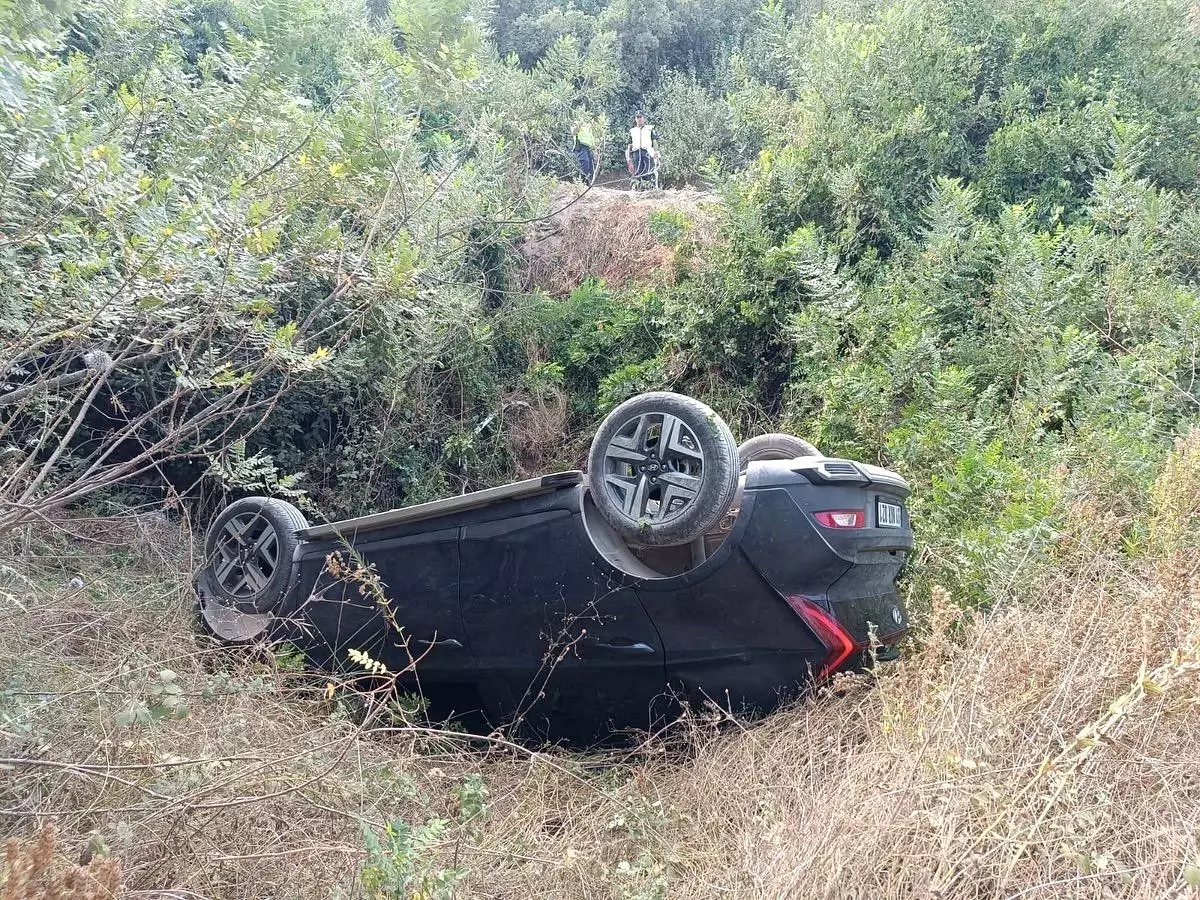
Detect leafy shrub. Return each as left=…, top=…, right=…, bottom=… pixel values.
left=645, top=73, right=736, bottom=184
left=647, top=209, right=690, bottom=247
left=508, top=279, right=666, bottom=420
left=358, top=774, right=489, bottom=899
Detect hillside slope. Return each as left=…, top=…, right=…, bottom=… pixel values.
left=518, top=184, right=719, bottom=295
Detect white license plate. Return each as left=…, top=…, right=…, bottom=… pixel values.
left=877, top=500, right=903, bottom=528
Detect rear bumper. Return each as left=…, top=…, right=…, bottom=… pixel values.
left=737, top=483, right=913, bottom=651
left=828, top=588, right=909, bottom=645
left=819, top=538, right=911, bottom=649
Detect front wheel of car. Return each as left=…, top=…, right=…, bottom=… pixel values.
left=737, top=433, right=820, bottom=471
left=199, top=496, right=307, bottom=616
left=587, top=391, right=740, bottom=547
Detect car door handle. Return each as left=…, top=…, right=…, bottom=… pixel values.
left=415, top=638, right=464, bottom=650
left=591, top=640, right=655, bottom=656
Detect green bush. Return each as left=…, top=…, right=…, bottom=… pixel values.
left=8, top=0, right=1200, bottom=612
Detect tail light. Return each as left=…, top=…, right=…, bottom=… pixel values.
left=812, top=509, right=865, bottom=529
left=784, top=595, right=862, bottom=677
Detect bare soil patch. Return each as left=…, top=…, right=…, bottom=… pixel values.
left=519, top=184, right=720, bottom=296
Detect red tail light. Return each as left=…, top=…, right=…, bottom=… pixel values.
left=784, top=595, right=861, bottom=677
left=813, top=509, right=865, bottom=529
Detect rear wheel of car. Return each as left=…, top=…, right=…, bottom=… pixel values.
left=587, top=391, right=740, bottom=547
left=738, top=433, right=820, bottom=471
left=200, top=497, right=307, bottom=615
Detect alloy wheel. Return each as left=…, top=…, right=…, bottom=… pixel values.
left=212, top=512, right=279, bottom=601
left=600, top=412, right=705, bottom=524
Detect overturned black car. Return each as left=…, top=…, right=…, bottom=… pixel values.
left=195, top=392, right=913, bottom=745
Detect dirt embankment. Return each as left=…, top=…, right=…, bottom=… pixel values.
left=518, top=183, right=720, bottom=295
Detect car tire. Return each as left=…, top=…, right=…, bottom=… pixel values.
left=587, top=391, right=739, bottom=547
left=200, top=496, right=307, bottom=615
left=738, top=433, right=820, bottom=471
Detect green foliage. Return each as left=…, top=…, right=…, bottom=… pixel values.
left=115, top=670, right=189, bottom=727
left=522, top=360, right=565, bottom=395
left=645, top=74, right=735, bottom=184
left=598, top=359, right=667, bottom=413
left=615, top=855, right=669, bottom=900
left=359, top=774, right=489, bottom=899
left=507, top=279, right=666, bottom=419
left=487, top=0, right=767, bottom=182
left=10, top=0, right=1200, bottom=612
left=723, top=0, right=1200, bottom=250
left=394, top=0, right=483, bottom=94
left=452, top=773, right=489, bottom=832
left=360, top=816, right=464, bottom=900
left=205, top=440, right=314, bottom=511
left=0, top=0, right=550, bottom=529
left=647, top=208, right=689, bottom=247
left=271, top=643, right=308, bottom=672
left=768, top=146, right=1200, bottom=602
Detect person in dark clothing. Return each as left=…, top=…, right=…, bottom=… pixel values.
left=574, top=117, right=597, bottom=183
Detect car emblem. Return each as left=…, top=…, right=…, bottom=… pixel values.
left=891, top=606, right=903, bottom=625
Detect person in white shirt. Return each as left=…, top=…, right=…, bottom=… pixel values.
left=625, top=111, right=658, bottom=185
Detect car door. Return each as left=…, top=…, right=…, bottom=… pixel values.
left=363, top=528, right=467, bottom=676
left=295, top=527, right=481, bottom=721
left=460, top=508, right=667, bottom=745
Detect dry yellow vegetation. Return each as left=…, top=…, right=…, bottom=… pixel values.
left=3, top=436, right=1200, bottom=899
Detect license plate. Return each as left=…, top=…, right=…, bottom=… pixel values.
left=877, top=500, right=903, bottom=528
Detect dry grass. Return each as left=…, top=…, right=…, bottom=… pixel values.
left=519, top=185, right=719, bottom=296
left=3, top=826, right=122, bottom=900
left=502, top=340, right=573, bottom=478
left=4, top=446, right=1200, bottom=899
left=504, top=388, right=572, bottom=478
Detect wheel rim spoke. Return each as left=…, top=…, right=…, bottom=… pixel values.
left=214, top=546, right=240, bottom=589
left=213, top=512, right=277, bottom=600
left=248, top=527, right=278, bottom=569
left=658, top=470, right=700, bottom=496
left=605, top=473, right=651, bottom=518
left=606, top=415, right=651, bottom=463
left=221, top=517, right=251, bottom=545
left=605, top=439, right=651, bottom=465
left=239, top=561, right=269, bottom=594
left=661, top=414, right=703, bottom=462
left=602, top=411, right=707, bottom=525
